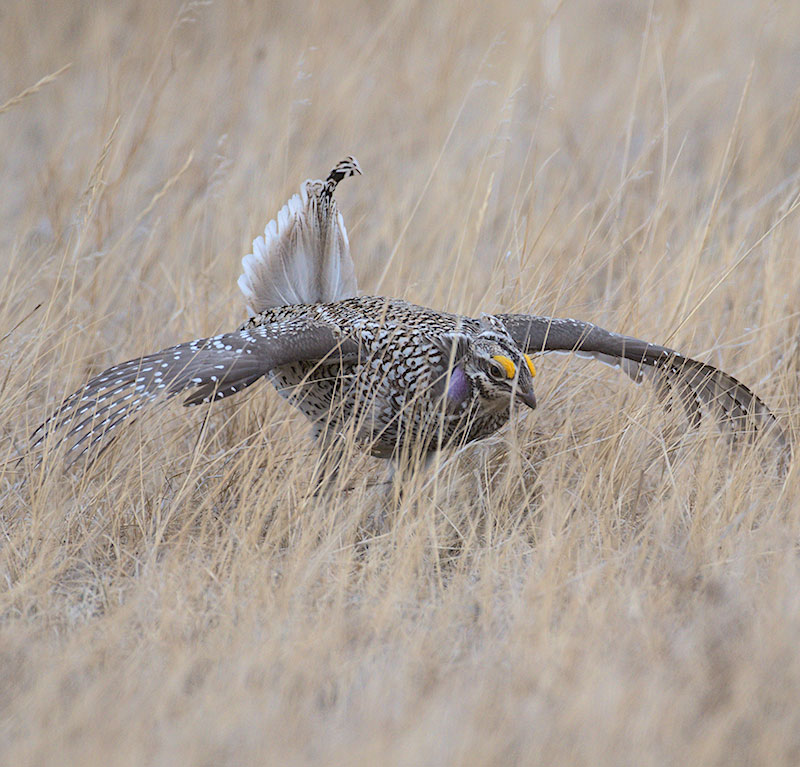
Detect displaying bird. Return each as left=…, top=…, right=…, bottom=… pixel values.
left=32, top=157, right=786, bottom=467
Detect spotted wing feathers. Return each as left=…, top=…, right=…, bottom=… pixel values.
left=33, top=320, right=358, bottom=463
left=238, top=157, right=361, bottom=314
left=498, top=314, right=786, bottom=447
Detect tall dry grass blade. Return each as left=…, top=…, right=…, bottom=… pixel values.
left=0, top=63, right=71, bottom=115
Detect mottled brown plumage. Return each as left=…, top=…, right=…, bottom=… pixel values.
left=242, top=297, right=538, bottom=458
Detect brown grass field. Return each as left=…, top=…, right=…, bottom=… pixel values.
left=3, top=0, right=800, bottom=763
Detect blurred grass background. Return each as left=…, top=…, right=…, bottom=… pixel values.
left=2, top=0, right=800, bottom=763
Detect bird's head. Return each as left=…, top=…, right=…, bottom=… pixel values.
left=431, top=315, right=537, bottom=412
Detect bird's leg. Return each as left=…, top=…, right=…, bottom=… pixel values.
left=360, top=459, right=397, bottom=536
left=366, top=455, right=428, bottom=536
left=384, top=449, right=436, bottom=513
left=308, top=426, right=346, bottom=496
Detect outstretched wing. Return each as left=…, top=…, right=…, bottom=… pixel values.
left=497, top=314, right=786, bottom=447
left=32, top=319, right=359, bottom=464
left=238, top=156, right=362, bottom=313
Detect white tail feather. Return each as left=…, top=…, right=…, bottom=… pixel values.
left=238, top=157, right=361, bottom=314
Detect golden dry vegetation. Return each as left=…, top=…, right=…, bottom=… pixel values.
left=3, top=0, right=800, bottom=763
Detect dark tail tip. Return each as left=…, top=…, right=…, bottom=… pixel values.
left=324, top=156, right=362, bottom=196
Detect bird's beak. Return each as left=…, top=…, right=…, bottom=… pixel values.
left=516, top=388, right=537, bottom=410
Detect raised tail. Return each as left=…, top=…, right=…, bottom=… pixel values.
left=238, top=157, right=362, bottom=314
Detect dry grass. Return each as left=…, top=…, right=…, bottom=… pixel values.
left=3, top=0, right=800, bottom=763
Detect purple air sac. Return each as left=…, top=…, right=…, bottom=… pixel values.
left=446, top=366, right=470, bottom=405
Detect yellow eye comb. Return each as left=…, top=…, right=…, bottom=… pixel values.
left=492, top=355, right=516, bottom=379
left=523, top=354, right=536, bottom=377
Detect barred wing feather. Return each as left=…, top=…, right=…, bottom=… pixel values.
left=32, top=320, right=358, bottom=463
left=498, top=314, right=786, bottom=447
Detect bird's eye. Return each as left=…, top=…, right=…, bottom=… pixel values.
left=488, top=362, right=506, bottom=381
